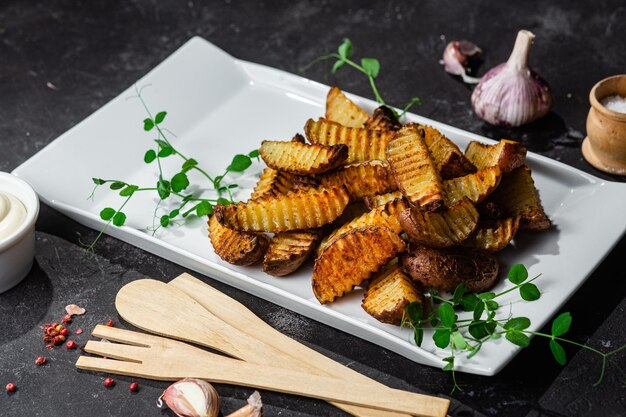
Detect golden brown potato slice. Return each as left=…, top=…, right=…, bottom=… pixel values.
left=318, top=197, right=408, bottom=255
left=418, top=125, right=476, bottom=179
left=249, top=168, right=295, bottom=200
left=489, top=165, right=551, bottom=230
left=444, top=166, right=502, bottom=205
left=325, top=86, right=369, bottom=128
left=259, top=140, right=348, bottom=175
left=400, top=197, right=479, bottom=248
left=363, top=191, right=404, bottom=210
left=465, top=139, right=527, bottom=174
left=364, top=106, right=401, bottom=131
left=319, top=160, right=397, bottom=201
left=465, top=217, right=520, bottom=252
left=208, top=215, right=269, bottom=266
left=263, top=230, right=323, bottom=276
left=362, top=260, right=424, bottom=325
left=312, top=226, right=406, bottom=304
left=215, top=186, right=350, bottom=233
left=304, top=118, right=394, bottom=163
left=386, top=124, right=445, bottom=211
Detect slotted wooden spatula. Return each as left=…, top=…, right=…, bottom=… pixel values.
left=77, top=325, right=449, bottom=416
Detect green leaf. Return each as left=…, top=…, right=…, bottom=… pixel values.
left=485, top=300, right=499, bottom=311
left=248, top=149, right=259, bottom=158
left=110, top=181, right=125, bottom=190
left=469, top=320, right=497, bottom=339
left=414, top=327, right=424, bottom=347
left=452, top=332, right=467, bottom=350
left=92, top=178, right=106, bottom=185
left=442, top=360, right=454, bottom=372
left=182, top=158, right=198, bottom=173
left=452, top=283, right=467, bottom=305
left=439, top=303, right=456, bottom=328
left=478, top=292, right=496, bottom=300
left=157, top=179, right=171, bottom=199
left=361, top=58, right=380, bottom=78
left=461, top=294, right=479, bottom=311
left=473, top=302, right=485, bottom=321
left=229, top=154, right=252, bottom=172
left=158, top=147, right=174, bottom=158
left=520, top=283, right=541, bottom=301
left=99, top=207, right=116, bottom=221
left=168, top=209, right=180, bottom=219
left=338, top=38, right=353, bottom=59
left=154, top=111, right=167, bottom=124
left=112, top=211, right=127, bottom=227
left=433, top=328, right=451, bottom=349
left=143, top=118, right=154, bottom=131
left=217, top=197, right=231, bottom=206
left=551, top=312, right=572, bottom=337
left=504, top=317, right=531, bottom=331
left=228, top=184, right=239, bottom=189
left=160, top=215, right=170, bottom=227
left=171, top=172, right=190, bottom=193
left=119, top=185, right=138, bottom=197
left=506, top=331, right=530, bottom=348
left=406, top=301, right=423, bottom=324
left=549, top=339, right=567, bottom=365
left=144, top=149, right=157, bottom=163
left=331, top=60, right=345, bottom=73
left=195, top=201, right=213, bottom=216
left=508, top=263, right=528, bottom=284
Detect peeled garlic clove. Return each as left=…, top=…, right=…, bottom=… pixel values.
left=471, top=30, right=551, bottom=127
left=65, top=304, right=86, bottom=316
left=441, top=40, right=482, bottom=84
left=225, top=391, right=263, bottom=417
left=157, top=378, right=220, bottom=417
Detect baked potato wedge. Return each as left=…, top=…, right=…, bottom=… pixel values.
left=386, top=124, right=445, bottom=211
left=259, top=140, right=348, bottom=175
left=444, top=166, right=502, bottom=205
left=319, top=160, right=397, bottom=201
left=465, top=139, right=527, bottom=174
left=489, top=165, right=551, bottom=230
left=400, top=244, right=499, bottom=293
left=465, top=217, right=520, bottom=252
left=304, top=118, right=394, bottom=163
left=263, top=230, right=323, bottom=276
left=362, top=260, right=425, bottom=325
left=313, top=226, right=406, bottom=304
left=418, top=125, right=476, bottom=179
left=325, top=86, right=369, bottom=128
left=363, top=191, right=404, bottom=210
left=208, top=215, right=269, bottom=266
left=215, top=186, right=350, bottom=233
left=250, top=167, right=295, bottom=200
left=400, top=197, right=479, bottom=248
left=364, top=106, right=401, bottom=131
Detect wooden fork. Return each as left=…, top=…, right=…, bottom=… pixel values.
left=77, top=325, right=449, bottom=417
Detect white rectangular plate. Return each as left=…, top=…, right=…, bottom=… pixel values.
left=14, top=37, right=626, bottom=375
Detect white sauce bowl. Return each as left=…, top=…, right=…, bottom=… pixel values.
left=0, top=172, right=39, bottom=293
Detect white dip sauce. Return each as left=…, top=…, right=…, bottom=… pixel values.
left=0, top=192, right=27, bottom=240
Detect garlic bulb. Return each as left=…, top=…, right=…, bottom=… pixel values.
left=471, top=30, right=551, bottom=127
left=157, top=378, right=220, bottom=417
left=441, top=40, right=482, bottom=84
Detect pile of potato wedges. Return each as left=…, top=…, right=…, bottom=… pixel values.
left=210, top=86, right=551, bottom=327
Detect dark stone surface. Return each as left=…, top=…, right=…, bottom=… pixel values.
left=1, top=1, right=625, bottom=416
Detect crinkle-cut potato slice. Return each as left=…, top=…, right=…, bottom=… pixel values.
left=208, top=215, right=269, bottom=266
left=263, top=229, right=323, bottom=276
left=362, top=259, right=424, bottom=325
left=249, top=167, right=295, bottom=200
left=259, top=140, right=348, bottom=175
left=464, top=139, right=527, bottom=174
left=444, top=166, right=502, bottom=205
left=215, top=186, right=350, bottom=233
left=418, top=125, right=476, bottom=180
left=325, top=86, right=369, bottom=128
left=363, top=191, right=404, bottom=210
left=465, top=217, right=521, bottom=252
left=400, top=197, right=479, bottom=248
left=364, top=106, right=401, bottom=131
left=312, top=226, right=406, bottom=304
left=386, top=124, right=445, bottom=211
left=318, top=197, right=408, bottom=255
left=489, top=165, right=551, bottom=231
left=304, top=118, right=394, bottom=163
left=319, top=160, right=397, bottom=201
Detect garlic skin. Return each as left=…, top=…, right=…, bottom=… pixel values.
left=471, top=30, right=551, bottom=127
left=225, top=391, right=263, bottom=417
left=157, top=378, right=220, bottom=417
left=441, top=40, right=482, bottom=84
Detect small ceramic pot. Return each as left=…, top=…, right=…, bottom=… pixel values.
left=0, top=172, right=40, bottom=293
left=582, top=74, right=626, bottom=175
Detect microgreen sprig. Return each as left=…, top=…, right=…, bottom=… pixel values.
left=403, top=264, right=626, bottom=393
left=85, top=86, right=260, bottom=251
left=303, top=38, right=422, bottom=119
